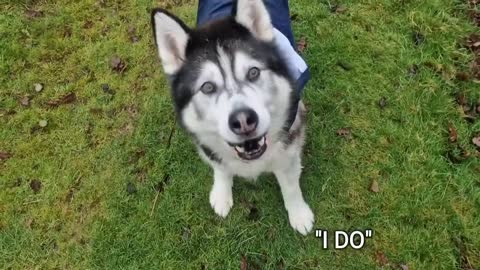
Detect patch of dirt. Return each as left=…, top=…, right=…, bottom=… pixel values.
left=29, top=179, right=42, bottom=193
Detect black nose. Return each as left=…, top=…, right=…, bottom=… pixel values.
left=228, top=108, right=258, bottom=135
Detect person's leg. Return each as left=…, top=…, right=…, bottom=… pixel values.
left=197, top=0, right=233, bottom=26
left=197, top=0, right=295, bottom=47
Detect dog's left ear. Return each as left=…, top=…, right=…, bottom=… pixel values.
left=234, top=0, right=274, bottom=42
left=151, top=9, right=190, bottom=75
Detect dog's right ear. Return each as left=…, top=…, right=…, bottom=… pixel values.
left=151, top=9, right=190, bottom=75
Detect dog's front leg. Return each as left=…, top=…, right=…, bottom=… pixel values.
left=209, top=167, right=234, bottom=218
left=274, top=156, right=314, bottom=235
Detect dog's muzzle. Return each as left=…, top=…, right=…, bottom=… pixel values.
left=229, top=135, right=267, bottom=160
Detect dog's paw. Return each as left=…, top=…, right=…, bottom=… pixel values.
left=287, top=202, right=314, bottom=235
left=209, top=186, right=233, bottom=218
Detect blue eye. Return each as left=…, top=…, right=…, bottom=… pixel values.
left=247, top=67, right=260, bottom=81
left=200, top=82, right=216, bottom=94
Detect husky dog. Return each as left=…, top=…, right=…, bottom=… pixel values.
left=151, top=0, right=314, bottom=235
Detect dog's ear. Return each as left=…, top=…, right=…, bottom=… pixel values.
left=151, top=9, right=190, bottom=75
left=234, top=0, right=274, bottom=42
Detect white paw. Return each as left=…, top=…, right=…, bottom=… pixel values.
left=209, top=186, right=233, bottom=218
left=287, top=202, right=314, bottom=235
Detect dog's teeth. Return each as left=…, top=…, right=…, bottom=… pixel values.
left=259, top=137, right=265, bottom=146
left=235, top=146, right=245, bottom=153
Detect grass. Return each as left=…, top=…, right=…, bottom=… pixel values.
left=1, top=0, right=479, bottom=269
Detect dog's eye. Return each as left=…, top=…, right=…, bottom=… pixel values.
left=200, top=82, right=216, bottom=94
left=247, top=67, right=260, bottom=82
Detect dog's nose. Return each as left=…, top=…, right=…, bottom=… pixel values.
left=228, top=108, right=258, bottom=135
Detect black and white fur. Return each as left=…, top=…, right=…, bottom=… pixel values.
left=151, top=0, right=314, bottom=235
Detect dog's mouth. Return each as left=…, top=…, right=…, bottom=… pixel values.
left=228, top=135, right=267, bottom=160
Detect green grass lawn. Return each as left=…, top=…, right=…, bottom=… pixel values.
left=1, top=0, right=480, bottom=269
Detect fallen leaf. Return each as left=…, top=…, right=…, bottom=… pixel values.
left=0, top=151, right=12, bottom=161
left=38, top=120, right=48, bottom=127
left=47, top=92, right=76, bottom=107
left=468, top=10, right=480, bottom=27
left=378, top=97, right=387, bottom=109
left=455, top=72, right=470, bottom=81
left=448, top=122, right=458, bottom=143
left=370, top=179, right=379, bottom=193
left=25, top=9, right=44, bottom=18
left=330, top=4, right=348, bottom=13
left=20, top=96, right=30, bottom=106
left=34, top=83, right=43, bottom=92
left=456, top=92, right=468, bottom=106
left=336, top=127, right=351, bottom=138
left=241, top=255, right=248, bottom=270
left=30, top=179, right=42, bottom=193
left=472, top=135, right=480, bottom=148
left=337, top=60, right=353, bottom=71
left=110, top=55, right=127, bottom=73
left=375, top=251, right=389, bottom=266
left=126, top=182, right=137, bottom=194
left=464, top=33, right=480, bottom=54
left=413, top=31, right=425, bottom=46
left=297, top=36, right=307, bottom=53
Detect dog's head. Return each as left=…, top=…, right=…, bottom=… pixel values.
left=151, top=0, right=296, bottom=161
